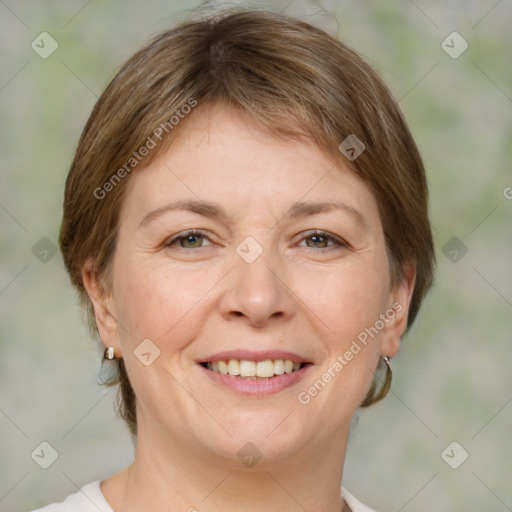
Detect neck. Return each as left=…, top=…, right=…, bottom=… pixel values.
left=102, top=423, right=350, bottom=512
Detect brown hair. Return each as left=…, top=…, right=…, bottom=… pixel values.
left=59, top=9, right=435, bottom=436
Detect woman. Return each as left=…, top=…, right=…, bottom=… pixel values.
left=34, top=8, right=435, bottom=512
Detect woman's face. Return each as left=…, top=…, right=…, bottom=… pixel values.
left=86, top=107, right=413, bottom=465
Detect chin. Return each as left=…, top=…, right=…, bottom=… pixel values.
left=190, top=410, right=314, bottom=466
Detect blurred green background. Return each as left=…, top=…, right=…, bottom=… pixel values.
left=1, top=1, right=511, bottom=510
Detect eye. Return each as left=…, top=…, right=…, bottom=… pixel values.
left=162, top=229, right=347, bottom=251
left=299, top=230, right=348, bottom=249
left=163, top=230, right=212, bottom=249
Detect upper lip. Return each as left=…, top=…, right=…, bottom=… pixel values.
left=198, top=350, right=311, bottom=364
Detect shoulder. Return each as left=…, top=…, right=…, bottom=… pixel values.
left=29, top=480, right=113, bottom=512
left=342, top=487, right=379, bottom=512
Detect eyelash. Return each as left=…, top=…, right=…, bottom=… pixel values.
left=163, top=230, right=348, bottom=250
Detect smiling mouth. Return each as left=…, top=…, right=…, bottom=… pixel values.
left=200, top=359, right=311, bottom=379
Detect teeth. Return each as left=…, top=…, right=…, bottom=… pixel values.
left=239, top=360, right=256, bottom=377
left=227, top=359, right=240, bottom=375
left=205, top=359, right=304, bottom=378
left=256, top=360, right=274, bottom=378
left=274, top=359, right=285, bottom=375
left=218, top=360, right=228, bottom=375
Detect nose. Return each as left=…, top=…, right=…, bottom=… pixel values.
left=218, top=247, right=296, bottom=328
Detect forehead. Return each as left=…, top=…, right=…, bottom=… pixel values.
left=121, top=107, right=380, bottom=228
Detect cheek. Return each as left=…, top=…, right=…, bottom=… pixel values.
left=316, top=264, right=391, bottom=395
left=296, top=261, right=389, bottom=406
left=297, top=260, right=390, bottom=344
left=111, top=255, right=220, bottom=344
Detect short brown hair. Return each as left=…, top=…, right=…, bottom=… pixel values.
left=60, top=9, right=435, bottom=436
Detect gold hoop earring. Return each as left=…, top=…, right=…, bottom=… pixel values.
left=104, top=345, right=115, bottom=360
left=382, top=355, right=394, bottom=380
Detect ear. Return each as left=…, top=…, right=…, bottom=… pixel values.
left=380, top=263, right=416, bottom=359
left=82, top=259, right=122, bottom=357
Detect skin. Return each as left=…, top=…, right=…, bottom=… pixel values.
left=83, top=106, right=415, bottom=512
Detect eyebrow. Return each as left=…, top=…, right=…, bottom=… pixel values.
left=138, top=199, right=367, bottom=229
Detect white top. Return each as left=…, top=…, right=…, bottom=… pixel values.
left=31, top=480, right=377, bottom=512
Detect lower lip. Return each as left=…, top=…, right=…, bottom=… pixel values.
left=198, top=364, right=313, bottom=396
